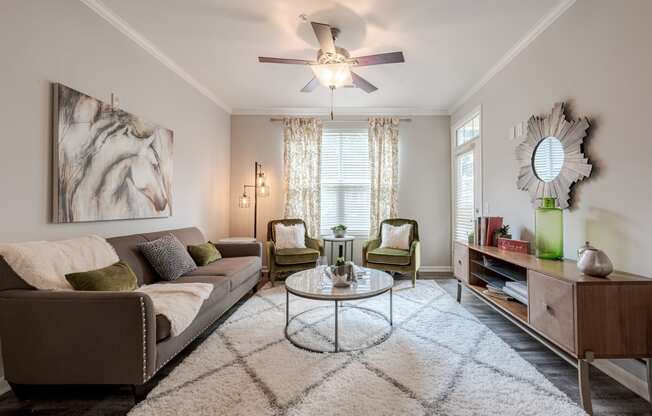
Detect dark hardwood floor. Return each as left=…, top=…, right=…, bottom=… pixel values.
left=0, top=276, right=648, bottom=415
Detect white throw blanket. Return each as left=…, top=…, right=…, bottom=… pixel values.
left=137, top=283, right=213, bottom=337
left=0, top=235, right=119, bottom=290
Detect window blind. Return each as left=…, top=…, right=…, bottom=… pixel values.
left=320, top=124, right=370, bottom=236
left=454, top=150, right=474, bottom=241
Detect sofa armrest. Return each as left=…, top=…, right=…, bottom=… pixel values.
left=0, top=290, right=157, bottom=385
left=306, top=237, right=324, bottom=255
left=363, top=239, right=381, bottom=255
left=213, top=241, right=262, bottom=258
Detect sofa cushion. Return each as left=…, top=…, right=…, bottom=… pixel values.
left=139, top=235, right=197, bottom=281
left=107, top=234, right=158, bottom=285
left=367, top=247, right=411, bottom=266
left=171, top=275, right=231, bottom=305
left=188, top=243, right=221, bottom=266
left=141, top=227, right=205, bottom=247
left=274, top=223, right=307, bottom=249
left=275, top=248, right=319, bottom=265
left=380, top=223, right=412, bottom=250
left=65, top=261, right=138, bottom=291
left=184, top=256, right=260, bottom=280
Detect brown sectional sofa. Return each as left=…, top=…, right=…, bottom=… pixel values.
left=0, top=227, right=261, bottom=395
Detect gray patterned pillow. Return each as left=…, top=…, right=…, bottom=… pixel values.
left=139, top=234, right=197, bottom=281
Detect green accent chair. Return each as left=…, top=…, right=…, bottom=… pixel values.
left=363, top=218, right=421, bottom=287
left=266, top=219, right=324, bottom=285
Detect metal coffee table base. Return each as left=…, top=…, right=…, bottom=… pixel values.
left=284, top=288, right=393, bottom=353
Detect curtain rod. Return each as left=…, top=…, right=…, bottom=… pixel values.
left=269, top=117, right=412, bottom=123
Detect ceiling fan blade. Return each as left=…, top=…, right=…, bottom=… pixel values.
left=258, top=57, right=315, bottom=65
left=350, top=51, right=405, bottom=67
left=300, top=77, right=319, bottom=93
left=311, top=22, right=336, bottom=54
left=351, top=71, right=378, bottom=93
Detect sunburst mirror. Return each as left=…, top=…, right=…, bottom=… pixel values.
left=516, top=102, right=592, bottom=209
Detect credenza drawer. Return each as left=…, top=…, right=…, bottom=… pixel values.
left=528, top=270, right=576, bottom=353
left=453, top=242, right=469, bottom=282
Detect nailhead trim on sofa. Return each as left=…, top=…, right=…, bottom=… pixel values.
left=140, top=297, right=147, bottom=383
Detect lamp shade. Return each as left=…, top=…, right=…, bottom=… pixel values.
left=238, top=192, right=251, bottom=208
left=311, top=63, right=352, bottom=88
left=257, top=171, right=267, bottom=187
left=257, top=183, right=270, bottom=198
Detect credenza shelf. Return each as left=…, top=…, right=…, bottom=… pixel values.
left=453, top=242, right=652, bottom=415
left=466, top=283, right=528, bottom=323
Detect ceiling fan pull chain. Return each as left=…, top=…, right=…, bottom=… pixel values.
left=330, top=86, right=334, bottom=120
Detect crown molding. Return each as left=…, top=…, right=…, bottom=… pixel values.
left=231, top=107, right=450, bottom=116
left=80, top=0, right=232, bottom=113
left=449, top=0, right=577, bottom=114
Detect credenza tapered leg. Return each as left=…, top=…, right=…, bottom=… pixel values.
left=578, top=353, right=593, bottom=415
left=456, top=280, right=462, bottom=303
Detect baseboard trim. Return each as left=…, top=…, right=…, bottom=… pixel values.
left=593, top=359, right=650, bottom=402
left=420, top=266, right=452, bottom=273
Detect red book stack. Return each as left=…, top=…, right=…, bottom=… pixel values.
left=475, top=216, right=503, bottom=246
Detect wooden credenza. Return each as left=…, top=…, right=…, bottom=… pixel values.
left=453, top=242, right=652, bottom=414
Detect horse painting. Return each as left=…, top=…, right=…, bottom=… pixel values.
left=52, top=84, right=173, bottom=222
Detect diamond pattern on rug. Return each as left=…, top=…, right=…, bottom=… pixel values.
left=245, top=340, right=348, bottom=407
left=287, top=302, right=390, bottom=351
left=133, top=364, right=275, bottom=416
left=401, top=305, right=484, bottom=356
left=286, top=361, right=427, bottom=416
left=147, top=332, right=237, bottom=394
left=129, top=281, right=586, bottom=416
left=439, top=360, right=584, bottom=416
left=361, top=329, right=465, bottom=402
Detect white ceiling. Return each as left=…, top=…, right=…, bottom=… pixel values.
left=98, top=0, right=568, bottom=114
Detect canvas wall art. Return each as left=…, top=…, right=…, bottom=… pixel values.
left=52, top=83, right=173, bottom=223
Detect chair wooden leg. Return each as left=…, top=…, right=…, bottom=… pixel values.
left=412, top=271, right=417, bottom=287
left=269, top=271, right=275, bottom=287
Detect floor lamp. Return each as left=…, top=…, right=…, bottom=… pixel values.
left=238, top=162, right=270, bottom=239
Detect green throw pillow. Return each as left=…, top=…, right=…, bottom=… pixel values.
left=188, top=242, right=221, bottom=266
left=65, top=261, right=137, bottom=291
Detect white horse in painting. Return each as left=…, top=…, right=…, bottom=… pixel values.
left=58, top=91, right=172, bottom=222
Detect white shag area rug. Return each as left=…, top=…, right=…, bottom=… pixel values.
left=130, top=280, right=585, bottom=416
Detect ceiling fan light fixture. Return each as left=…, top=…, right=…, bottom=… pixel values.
left=311, top=63, right=352, bottom=88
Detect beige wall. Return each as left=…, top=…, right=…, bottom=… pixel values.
left=452, top=0, right=652, bottom=391
left=0, top=1, right=231, bottom=243
left=229, top=115, right=451, bottom=269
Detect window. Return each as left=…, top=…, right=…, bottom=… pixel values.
left=320, top=124, right=370, bottom=236
left=452, top=112, right=481, bottom=242
left=456, top=114, right=480, bottom=146
left=455, top=151, right=474, bottom=241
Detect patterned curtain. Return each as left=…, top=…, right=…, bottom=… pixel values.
left=368, top=117, right=399, bottom=238
left=282, top=118, right=323, bottom=238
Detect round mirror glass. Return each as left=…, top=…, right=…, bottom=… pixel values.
left=533, top=137, right=564, bottom=182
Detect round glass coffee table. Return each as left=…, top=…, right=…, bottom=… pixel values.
left=284, top=266, right=393, bottom=353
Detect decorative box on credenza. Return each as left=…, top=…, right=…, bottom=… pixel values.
left=453, top=242, right=652, bottom=415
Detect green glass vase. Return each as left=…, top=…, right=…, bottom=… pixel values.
left=535, top=197, right=563, bottom=260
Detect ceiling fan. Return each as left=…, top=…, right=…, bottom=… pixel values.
left=258, top=21, right=405, bottom=94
